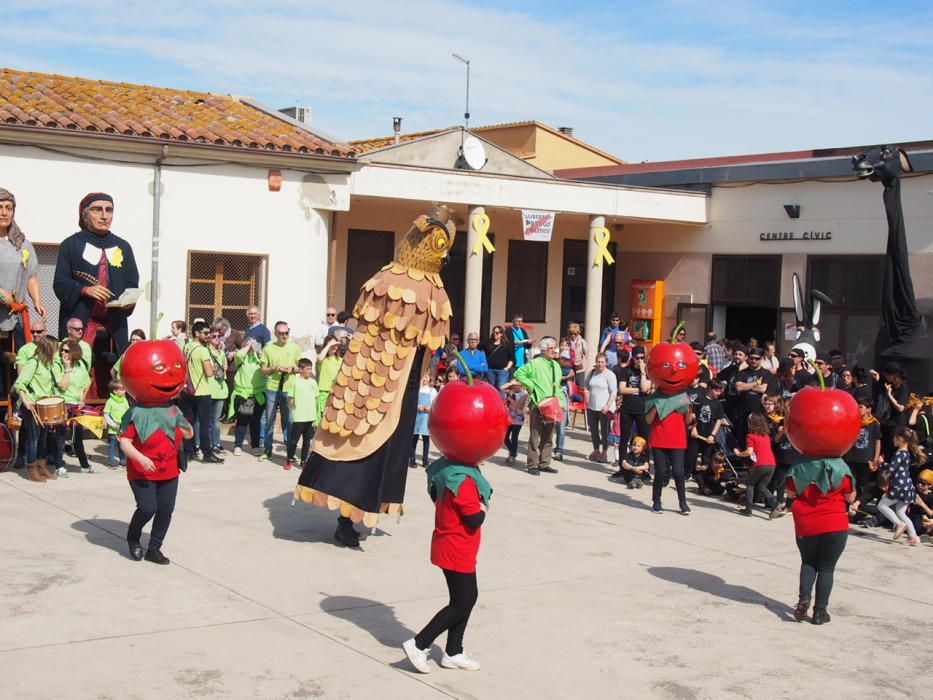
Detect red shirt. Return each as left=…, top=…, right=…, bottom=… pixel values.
left=649, top=410, right=687, bottom=449
left=746, top=433, right=776, bottom=467
left=121, top=423, right=185, bottom=481
left=431, top=477, right=483, bottom=573
left=788, top=475, right=853, bottom=537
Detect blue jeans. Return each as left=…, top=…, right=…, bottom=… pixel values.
left=108, top=434, right=126, bottom=467
left=555, top=386, right=569, bottom=453
left=486, top=368, right=509, bottom=393
left=211, top=399, right=224, bottom=450
left=263, top=390, right=292, bottom=455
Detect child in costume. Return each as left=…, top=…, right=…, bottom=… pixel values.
left=402, top=453, right=491, bottom=674
left=118, top=340, right=193, bottom=565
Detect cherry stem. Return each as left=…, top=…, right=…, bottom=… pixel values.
left=670, top=321, right=685, bottom=343
left=448, top=346, right=474, bottom=386
left=805, top=359, right=827, bottom=391
left=150, top=311, right=163, bottom=342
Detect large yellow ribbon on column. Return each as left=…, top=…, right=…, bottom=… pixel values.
left=593, top=226, right=615, bottom=266
left=471, top=212, right=494, bottom=255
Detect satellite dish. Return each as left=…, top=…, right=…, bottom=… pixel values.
left=460, top=135, right=487, bottom=170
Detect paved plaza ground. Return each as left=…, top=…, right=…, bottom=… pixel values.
left=2, top=425, right=931, bottom=699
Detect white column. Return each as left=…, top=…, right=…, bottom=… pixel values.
left=464, top=206, right=485, bottom=338
left=585, top=215, right=606, bottom=362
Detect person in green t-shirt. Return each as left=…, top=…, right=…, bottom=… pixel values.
left=182, top=321, right=223, bottom=463
left=54, top=339, right=95, bottom=474
left=14, top=334, right=58, bottom=481
left=228, top=337, right=265, bottom=455
left=208, top=325, right=230, bottom=454
left=259, top=320, right=302, bottom=460
left=285, top=357, right=319, bottom=469
left=104, top=378, right=129, bottom=468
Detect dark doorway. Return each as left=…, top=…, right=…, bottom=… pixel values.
left=711, top=255, right=781, bottom=343
left=345, top=229, right=394, bottom=312
left=724, top=305, right=778, bottom=345
left=561, top=239, right=616, bottom=336
left=442, top=232, right=495, bottom=340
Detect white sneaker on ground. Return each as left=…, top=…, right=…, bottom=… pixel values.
left=440, top=651, right=481, bottom=671
left=81, top=465, right=99, bottom=474
left=55, top=467, right=69, bottom=477
left=233, top=447, right=242, bottom=456
left=402, top=638, right=431, bottom=674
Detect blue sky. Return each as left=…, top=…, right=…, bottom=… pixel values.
left=2, top=0, right=932, bottom=161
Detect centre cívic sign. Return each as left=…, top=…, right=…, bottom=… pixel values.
left=759, top=231, right=832, bottom=241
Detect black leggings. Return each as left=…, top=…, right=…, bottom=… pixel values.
left=746, top=465, right=777, bottom=509
left=621, top=413, right=650, bottom=454
left=127, top=477, right=179, bottom=552
left=587, top=409, right=610, bottom=451
left=415, top=569, right=478, bottom=656
left=796, top=530, right=847, bottom=611
left=652, top=447, right=687, bottom=508
left=504, top=424, right=522, bottom=458
left=411, top=434, right=430, bottom=465
left=287, top=421, right=315, bottom=463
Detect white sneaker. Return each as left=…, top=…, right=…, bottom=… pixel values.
left=55, top=467, right=69, bottom=478
left=402, top=638, right=431, bottom=674
left=81, top=465, right=99, bottom=474
left=440, top=651, right=481, bottom=671
left=233, top=447, right=242, bottom=456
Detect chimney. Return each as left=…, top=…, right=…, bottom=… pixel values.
left=557, top=126, right=574, bottom=136
left=393, top=116, right=403, bottom=144
left=279, top=106, right=312, bottom=126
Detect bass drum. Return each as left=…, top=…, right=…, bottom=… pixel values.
left=0, top=422, right=15, bottom=472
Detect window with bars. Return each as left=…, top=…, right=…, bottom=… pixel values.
left=187, top=251, right=267, bottom=331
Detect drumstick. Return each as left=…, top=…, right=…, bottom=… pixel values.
left=72, top=270, right=114, bottom=298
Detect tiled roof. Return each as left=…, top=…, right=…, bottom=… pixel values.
left=0, top=68, right=354, bottom=158
left=349, top=127, right=453, bottom=153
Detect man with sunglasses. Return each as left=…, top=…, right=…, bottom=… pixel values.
left=53, top=192, right=139, bottom=354
left=182, top=321, right=224, bottom=463
left=259, top=321, right=301, bottom=461
left=314, top=307, right=340, bottom=351
left=63, top=317, right=93, bottom=373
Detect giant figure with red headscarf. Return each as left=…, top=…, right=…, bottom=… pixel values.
left=53, top=193, right=139, bottom=354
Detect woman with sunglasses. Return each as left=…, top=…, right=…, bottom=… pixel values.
left=54, top=340, right=94, bottom=474
left=482, top=325, right=514, bottom=393
left=208, top=325, right=230, bottom=455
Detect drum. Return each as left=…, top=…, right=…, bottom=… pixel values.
left=0, top=423, right=15, bottom=472
left=36, top=397, right=66, bottom=426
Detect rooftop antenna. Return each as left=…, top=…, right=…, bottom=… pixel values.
left=452, top=53, right=470, bottom=129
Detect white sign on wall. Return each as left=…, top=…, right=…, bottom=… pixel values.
left=521, top=210, right=556, bottom=241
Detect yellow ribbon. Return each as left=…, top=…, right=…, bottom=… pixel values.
left=110, top=247, right=124, bottom=268
left=471, top=213, right=494, bottom=255
left=593, top=227, right=615, bottom=266
left=21, top=249, right=30, bottom=267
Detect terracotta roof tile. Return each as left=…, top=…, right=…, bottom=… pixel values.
left=0, top=67, right=354, bottom=158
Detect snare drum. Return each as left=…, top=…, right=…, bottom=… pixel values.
left=35, top=397, right=66, bottom=426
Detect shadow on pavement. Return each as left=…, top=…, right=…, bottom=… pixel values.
left=262, top=491, right=372, bottom=548
left=319, top=594, right=414, bottom=648
left=71, top=517, right=134, bottom=558
left=647, top=566, right=795, bottom=621
left=555, top=483, right=654, bottom=510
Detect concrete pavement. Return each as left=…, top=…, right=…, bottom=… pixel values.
left=2, top=427, right=931, bottom=699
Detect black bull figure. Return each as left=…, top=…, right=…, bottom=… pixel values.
left=852, top=145, right=933, bottom=391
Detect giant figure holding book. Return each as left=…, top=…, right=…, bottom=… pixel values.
left=53, top=192, right=139, bottom=355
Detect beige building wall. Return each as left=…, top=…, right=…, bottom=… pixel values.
left=532, top=129, right=624, bottom=171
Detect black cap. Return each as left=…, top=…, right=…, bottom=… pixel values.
left=778, top=357, right=795, bottom=373
left=829, top=348, right=844, bottom=358
left=816, top=351, right=832, bottom=363
left=788, top=348, right=805, bottom=358
left=689, top=341, right=703, bottom=352
left=748, top=348, right=763, bottom=358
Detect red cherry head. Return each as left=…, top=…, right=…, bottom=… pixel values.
left=429, top=379, right=510, bottom=465
left=646, top=342, right=699, bottom=394
left=785, top=386, right=861, bottom=457
left=121, top=340, right=187, bottom=405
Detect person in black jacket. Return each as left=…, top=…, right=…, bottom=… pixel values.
left=53, top=193, right=139, bottom=354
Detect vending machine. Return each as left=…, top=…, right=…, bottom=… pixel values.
left=630, top=279, right=664, bottom=349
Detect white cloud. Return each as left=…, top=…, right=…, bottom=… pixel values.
left=2, top=0, right=932, bottom=160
